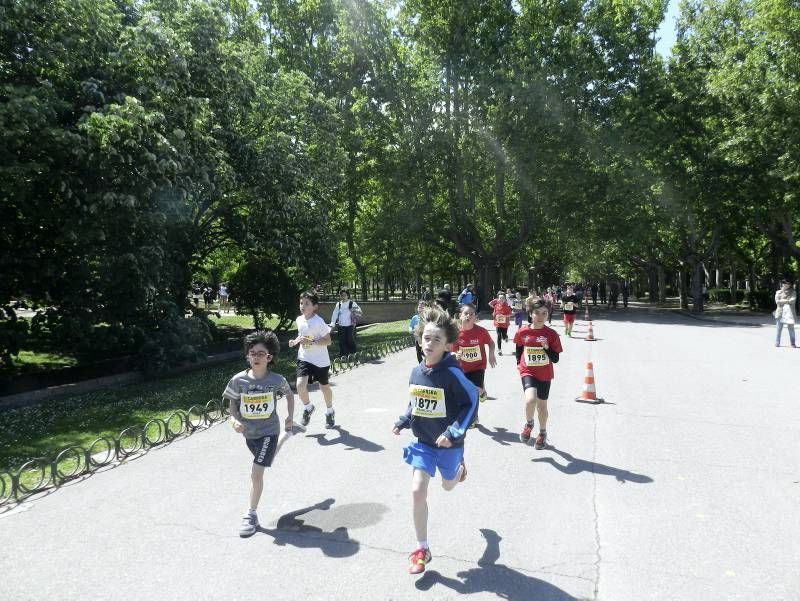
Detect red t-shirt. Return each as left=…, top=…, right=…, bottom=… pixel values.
left=513, top=324, right=562, bottom=381
left=452, top=325, right=493, bottom=372
left=493, top=303, right=512, bottom=329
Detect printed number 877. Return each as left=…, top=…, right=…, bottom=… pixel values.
left=417, top=398, right=437, bottom=411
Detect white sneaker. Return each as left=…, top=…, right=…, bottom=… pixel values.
left=239, top=511, right=258, bottom=537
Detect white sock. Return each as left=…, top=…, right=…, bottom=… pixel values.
left=325, top=407, right=335, bottom=415
left=248, top=508, right=257, bottom=515
left=417, top=540, right=429, bottom=549
left=303, top=403, right=314, bottom=412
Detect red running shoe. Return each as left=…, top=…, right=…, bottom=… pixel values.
left=408, top=547, right=432, bottom=575
left=535, top=431, right=548, bottom=449
left=520, top=423, right=533, bottom=443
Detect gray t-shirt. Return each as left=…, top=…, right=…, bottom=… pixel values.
left=223, top=369, right=291, bottom=438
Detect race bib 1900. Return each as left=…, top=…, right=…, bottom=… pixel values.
left=459, top=345, right=482, bottom=363
left=524, top=346, right=549, bottom=368
left=409, top=385, right=446, bottom=418
left=240, top=391, right=275, bottom=419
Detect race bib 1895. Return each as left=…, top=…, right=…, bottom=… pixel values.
left=409, top=385, right=446, bottom=418
left=240, top=391, right=275, bottom=419
left=524, top=346, right=549, bottom=368
left=459, top=345, right=482, bottom=363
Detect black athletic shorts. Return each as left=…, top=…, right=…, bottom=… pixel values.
left=464, top=369, right=485, bottom=390
left=297, top=360, right=330, bottom=385
left=246, top=435, right=278, bottom=467
left=521, top=375, right=551, bottom=400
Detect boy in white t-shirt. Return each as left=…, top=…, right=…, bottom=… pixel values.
left=289, top=291, right=336, bottom=428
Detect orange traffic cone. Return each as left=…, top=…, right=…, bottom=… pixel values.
left=585, top=321, right=596, bottom=341
left=575, top=361, right=604, bottom=403
left=584, top=304, right=589, bottom=321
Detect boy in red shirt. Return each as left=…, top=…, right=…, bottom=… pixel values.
left=492, top=293, right=513, bottom=355
left=514, top=299, right=563, bottom=449
left=452, top=303, right=496, bottom=406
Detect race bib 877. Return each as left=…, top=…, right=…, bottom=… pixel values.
left=409, top=385, right=446, bottom=418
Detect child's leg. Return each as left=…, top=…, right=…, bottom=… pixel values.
left=296, top=375, right=311, bottom=406
left=249, top=464, right=265, bottom=510
left=536, top=398, right=549, bottom=431
left=496, top=329, right=502, bottom=351
left=524, top=387, right=538, bottom=423
left=411, top=468, right=431, bottom=543
left=320, top=383, right=334, bottom=409
left=441, top=465, right=466, bottom=491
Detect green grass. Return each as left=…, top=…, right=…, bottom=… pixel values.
left=0, top=320, right=410, bottom=478
left=10, top=350, right=79, bottom=372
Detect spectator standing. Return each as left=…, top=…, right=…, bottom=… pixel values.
left=774, top=279, right=797, bottom=347
left=329, top=290, right=362, bottom=356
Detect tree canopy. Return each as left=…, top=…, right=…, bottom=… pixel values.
left=1, top=0, right=798, bottom=369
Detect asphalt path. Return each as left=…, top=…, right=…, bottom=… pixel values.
left=1, top=308, right=798, bottom=601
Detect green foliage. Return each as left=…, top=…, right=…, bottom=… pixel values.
left=228, top=259, right=299, bottom=331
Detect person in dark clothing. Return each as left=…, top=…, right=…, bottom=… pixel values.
left=591, top=283, right=598, bottom=306
left=599, top=281, right=607, bottom=305
left=622, top=281, right=629, bottom=308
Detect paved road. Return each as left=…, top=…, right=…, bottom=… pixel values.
left=1, top=308, right=798, bottom=600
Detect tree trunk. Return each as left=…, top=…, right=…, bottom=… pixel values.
left=692, top=261, right=704, bottom=313
left=715, top=266, right=722, bottom=289
left=657, top=264, right=667, bottom=303
left=678, top=267, right=689, bottom=310
left=729, top=265, right=737, bottom=300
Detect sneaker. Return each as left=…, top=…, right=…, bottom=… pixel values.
left=325, top=410, right=335, bottom=428
left=498, top=349, right=503, bottom=356
left=534, top=431, right=547, bottom=449
left=408, top=547, right=432, bottom=575
left=301, top=404, right=315, bottom=426
left=520, top=423, right=533, bottom=443
left=458, top=461, right=467, bottom=482
left=479, top=391, right=487, bottom=403
left=469, top=416, right=479, bottom=429
left=239, top=511, right=258, bottom=537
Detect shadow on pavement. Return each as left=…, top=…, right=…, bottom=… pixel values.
left=415, top=528, right=579, bottom=600
left=259, top=498, right=359, bottom=557
left=474, top=425, right=523, bottom=447
left=533, top=448, right=653, bottom=483
left=306, top=426, right=385, bottom=452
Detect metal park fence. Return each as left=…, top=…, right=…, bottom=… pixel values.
left=0, top=336, right=415, bottom=505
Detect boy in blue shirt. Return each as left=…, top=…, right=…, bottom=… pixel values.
left=393, top=307, right=479, bottom=575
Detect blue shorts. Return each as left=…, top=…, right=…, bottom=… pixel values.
left=403, top=441, right=464, bottom=481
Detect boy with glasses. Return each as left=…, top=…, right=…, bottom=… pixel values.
left=224, top=331, right=295, bottom=537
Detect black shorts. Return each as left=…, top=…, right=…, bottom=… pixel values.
left=464, top=369, right=485, bottom=389
left=521, top=376, right=551, bottom=400
left=246, top=435, right=278, bottom=467
left=297, top=361, right=330, bottom=385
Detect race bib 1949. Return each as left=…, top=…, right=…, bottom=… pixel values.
left=240, top=391, right=275, bottom=419
left=524, top=346, right=549, bottom=368
left=409, top=385, right=446, bottom=418
left=459, top=345, right=482, bottom=363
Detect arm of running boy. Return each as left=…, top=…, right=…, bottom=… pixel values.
left=393, top=405, right=412, bottom=435
left=283, top=380, right=296, bottom=431
left=487, top=332, right=497, bottom=368
left=227, top=395, right=245, bottom=432
left=438, top=371, right=478, bottom=446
